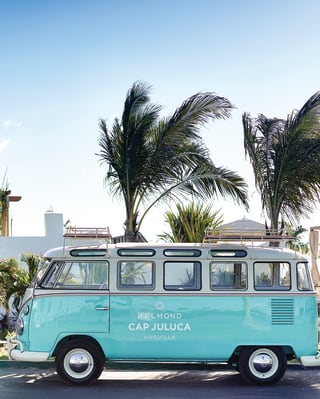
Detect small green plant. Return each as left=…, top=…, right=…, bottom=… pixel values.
left=160, top=202, right=223, bottom=243
left=0, top=330, right=13, bottom=360
left=5, top=330, right=16, bottom=340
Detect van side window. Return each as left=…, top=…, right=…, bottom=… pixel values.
left=118, top=261, right=154, bottom=289
left=254, top=262, right=291, bottom=290
left=164, top=262, right=201, bottom=291
left=41, top=261, right=109, bottom=289
left=210, top=262, right=247, bottom=290
left=297, top=262, right=313, bottom=291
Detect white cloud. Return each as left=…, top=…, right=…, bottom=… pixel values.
left=0, top=139, right=10, bottom=152
left=2, top=120, right=22, bottom=128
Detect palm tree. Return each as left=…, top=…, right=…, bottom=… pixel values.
left=286, top=225, right=309, bottom=254
left=0, top=254, right=39, bottom=332
left=159, top=201, right=223, bottom=243
left=0, top=253, right=38, bottom=307
left=20, top=253, right=39, bottom=282
left=243, top=91, right=320, bottom=238
left=98, top=81, right=248, bottom=241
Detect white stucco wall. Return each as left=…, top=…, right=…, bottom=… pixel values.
left=0, top=211, right=65, bottom=261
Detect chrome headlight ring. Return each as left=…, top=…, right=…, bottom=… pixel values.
left=16, top=316, right=24, bottom=335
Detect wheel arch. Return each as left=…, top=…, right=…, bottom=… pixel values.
left=53, top=334, right=106, bottom=361
left=228, top=345, right=295, bottom=366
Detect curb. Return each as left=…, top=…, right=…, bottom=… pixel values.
left=0, top=360, right=54, bottom=368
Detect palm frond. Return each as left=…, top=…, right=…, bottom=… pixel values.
left=98, top=81, right=247, bottom=239
left=243, top=91, right=320, bottom=229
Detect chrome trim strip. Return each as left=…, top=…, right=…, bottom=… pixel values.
left=34, top=290, right=109, bottom=298
left=33, top=290, right=316, bottom=298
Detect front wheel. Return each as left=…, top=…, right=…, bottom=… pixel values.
left=55, top=339, right=105, bottom=385
left=238, top=346, right=287, bottom=385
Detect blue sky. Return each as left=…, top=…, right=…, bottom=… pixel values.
left=0, top=0, right=320, bottom=240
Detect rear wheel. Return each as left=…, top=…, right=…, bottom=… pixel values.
left=238, top=346, right=287, bottom=385
left=55, top=339, right=105, bottom=385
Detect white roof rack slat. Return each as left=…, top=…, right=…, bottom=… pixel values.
left=203, top=228, right=295, bottom=244
left=64, top=227, right=112, bottom=241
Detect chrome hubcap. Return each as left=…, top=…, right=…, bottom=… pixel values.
left=64, top=348, right=94, bottom=379
left=252, top=353, right=273, bottom=373
left=248, top=348, right=279, bottom=379
left=69, top=352, right=90, bottom=373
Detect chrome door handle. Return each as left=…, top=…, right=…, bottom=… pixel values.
left=95, top=306, right=109, bottom=311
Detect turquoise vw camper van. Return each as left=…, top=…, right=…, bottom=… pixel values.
left=9, top=231, right=320, bottom=385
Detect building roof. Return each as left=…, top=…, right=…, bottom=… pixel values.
left=221, top=218, right=265, bottom=231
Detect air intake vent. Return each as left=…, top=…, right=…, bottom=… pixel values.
left=271, top=298, right=294, bottom=325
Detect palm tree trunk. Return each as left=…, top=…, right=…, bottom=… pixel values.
left=269, top=208, right=280, bottom=247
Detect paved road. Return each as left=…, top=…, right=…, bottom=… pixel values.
left=1, top=362, right=320, bottom=399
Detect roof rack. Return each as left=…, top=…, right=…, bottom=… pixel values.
left=63, top=227, right=112, bottom=243
left=203, top=228, right=295, bottom=244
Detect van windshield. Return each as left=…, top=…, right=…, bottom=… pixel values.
left=29, top=258, right=51, bottom=288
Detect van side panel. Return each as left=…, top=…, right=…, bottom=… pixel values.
left=26, top=291, right=110, bottom=353
left=99, top=294, right=318, bottom=361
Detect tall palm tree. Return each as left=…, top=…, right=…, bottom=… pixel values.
left=159, top=201, right=223, bottom=243
left=98, top=81, right=248, bottom=241
left=243, top=91, right=320, bottom=237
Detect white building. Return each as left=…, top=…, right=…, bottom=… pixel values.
left=0, top=211, right=64, bottom=261
left=0, top=211, right=113, bottom=265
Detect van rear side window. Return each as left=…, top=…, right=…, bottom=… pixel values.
left=164, top=262, right=201, bottom=291
left=118, top=261, right=154, bottom=289
left=254, top=262, right=291, bottom=290
left=210, top=262, right=247, bottom=290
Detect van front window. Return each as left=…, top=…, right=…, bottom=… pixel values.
left=31, top=259, right=51, bottom=288
left=40, top=261, right=109, bottom=289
